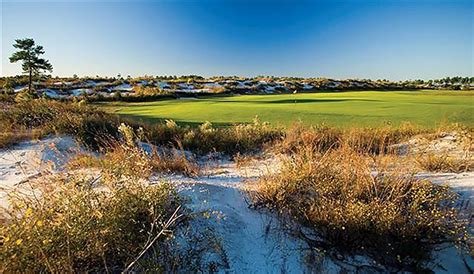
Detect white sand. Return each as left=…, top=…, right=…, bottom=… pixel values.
left=0, top=136, right=81, bottom=209
left=1, top=137, right=473, bottom=272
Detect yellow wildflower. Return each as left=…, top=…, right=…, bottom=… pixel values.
left=25, top=208, right=33, bottom=218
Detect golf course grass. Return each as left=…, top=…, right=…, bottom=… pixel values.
left=100, top=90, right=474, bottom=128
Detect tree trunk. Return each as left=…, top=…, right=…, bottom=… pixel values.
left=28, top=67, right=32, bottom=94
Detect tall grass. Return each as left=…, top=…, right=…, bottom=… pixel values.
left=249, top=144, right=468, bottom=271
left=277, top=122, right=424, bottom=155
left=415, top=152, right=473, bottom=173
left=68, top=123, right=200, bottom=177
left=0, top=168, right=183, bottom=272
left=0, top=122, right=183, bottom=272
left=0, top=122, right=228, bottom=272
left=143, top=116, right=282, bottom=155
left=414, top=127, right=473, bottom=172
left=0, top=99, right=119, bottom=149
left=1, top=100, right=281, bottom=156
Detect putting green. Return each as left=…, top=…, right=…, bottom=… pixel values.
left=99, top=90, right=474, bottom=128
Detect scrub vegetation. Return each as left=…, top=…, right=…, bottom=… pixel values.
left=249, top=142, right=468, bottom=272
left=0, top=97, right=472, bottom=272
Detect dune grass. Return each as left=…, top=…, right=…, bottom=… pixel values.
left=0, top=123, right=227, bottom=272
left=100, top=90, right=474, bottom=128
left=249, top=144, right=468, bottom=271
left=1, top=98, right=472, bottom=271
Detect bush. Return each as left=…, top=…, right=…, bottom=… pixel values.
left=208, top=85, right=226, bottom=93
left=0, top=123, right=229, bottom=272
left=69, top=123, right=199, bottom=177
left=133, top=86, right=168, bottom=96
left=0, top=99, right=119, bottom=149
left=14, top=90, right=35, bottom=103
left=184, top=116, right=281, bottom=154
left=250, top=144, right=467, bottom=271
left=415, top=151, right=473, bottom=173
left=0, top=174, right=182, bottom=272
left=143, top=116, right=282, bottom=155
left=278, top=122, right=423, bottom=155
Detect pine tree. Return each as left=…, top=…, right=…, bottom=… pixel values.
left=9, top=38, right=53, bottom=94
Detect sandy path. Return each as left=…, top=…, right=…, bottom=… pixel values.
left=155, top=160, right=310, bottom=273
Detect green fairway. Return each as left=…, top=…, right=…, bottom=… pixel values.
left=100, top=91, right=474, bottom=128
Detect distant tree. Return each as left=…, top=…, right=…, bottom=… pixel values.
left=9, top=38, right=53, bottom=93
left=73, top=74, right=78, bottom=79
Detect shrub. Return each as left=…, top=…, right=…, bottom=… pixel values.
left=0, top=99, right=119, bottom=149
left=208, top=85, right=226, bottom=93
left=415, top=152, right=473, bottom=173
left=142, top=116, right=282, bottom=155
left=0, top=121, right=233, bottom=272
left=133, top=86, right=168, bottom=96
left=14, top=90, right=35, bottom=103
left=0, top=174, right=183, bottom=272
left=277, top=122, right=423, bottom=155
left=181, top=116, right=282, bottom=155
left=249, top=145, right=467, bottom=271
left=151, top=143, right=200, bottom=177
left=69, top=123, right=199, bottom=177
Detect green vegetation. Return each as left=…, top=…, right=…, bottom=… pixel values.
left=1, top=98, right=472, bottom=271
left=101, top=91, right=474, bottom=128
left=0, top=100, right=280, bottom=155
left=9, top=38, right=53, bottom=94
left=0, top=99, right=119, bottom=149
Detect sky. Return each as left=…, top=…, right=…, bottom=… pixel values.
left=1, top=0, right=473, bottom=80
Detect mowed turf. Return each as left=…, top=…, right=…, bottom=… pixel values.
left=100, top=90, right=474, bottom=128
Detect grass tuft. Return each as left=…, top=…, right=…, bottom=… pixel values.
left=0, top=174, right=182, bottom=272
left=250, top=144, right=468, bottom=271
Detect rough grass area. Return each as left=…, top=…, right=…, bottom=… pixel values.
left=0, top=99, right=119, bottom=149
left=0, top=100, right=281, bottom=155
left=142, top=117, right=281, bottom=155
left=1, top=99, right=472, bottom=272
left=68, top=124, right=200, bottom=177
left=0, top=126, right=228, bottom=272
left=415, top=152, right=474, bottom=173
left=277, top=122, right=424, bottom=155
left=0, top=165, right=183, bottom=272
left=2, top=99, right=471, bottom=157
left=249, top=145, right=468, bottom=271
left=100, top=91, right=474, bottom=128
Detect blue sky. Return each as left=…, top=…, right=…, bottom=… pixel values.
left=1, top=0, right=472, bottom=80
